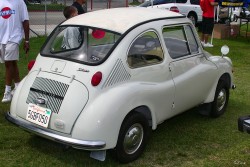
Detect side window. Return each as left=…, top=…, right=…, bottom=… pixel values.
left=154, top=0, right=164, bottom=5
left=127, top=31, right=164, bottom=68
left=190, top=0, right=200, bottom=5
left=154, top=0, right=173, bottom=5
left=176, top=0, right=187, bottom=3
left=184, top=25, right=199, bottom=54
left=162, top=25, right=199, bottom=59
left=162, top=26, right=189, bottom=59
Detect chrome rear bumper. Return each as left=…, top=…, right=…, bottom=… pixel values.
left=5, top=112, right=106, bottom=150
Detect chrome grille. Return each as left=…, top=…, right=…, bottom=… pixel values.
left=26, top=77, right=69, bottom=114
left=102, top=59, right=131, bottom=89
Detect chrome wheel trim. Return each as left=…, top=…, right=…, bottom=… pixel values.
left=217, top=88, right=227, bottom=111
left=123, top=123, right=144, bottom=155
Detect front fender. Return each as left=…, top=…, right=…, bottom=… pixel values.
left=204, top=56, right=233, bottom=103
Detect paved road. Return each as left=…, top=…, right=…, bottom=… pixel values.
left=30, top=12, right=65, bottom=25
left=29, top=0, right=134, bottom=36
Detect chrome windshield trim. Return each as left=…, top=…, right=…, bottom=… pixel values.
left=5, top=112, right=106, bottom=149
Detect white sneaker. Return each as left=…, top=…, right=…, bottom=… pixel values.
left=2, top=91, right=12, bottom=103
left=203, top=43, right=214, bottom=47
left=11, top=88, right=16, bottom=96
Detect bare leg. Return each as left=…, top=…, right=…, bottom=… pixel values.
left=201, top=33, right=205, bottom=42
left=12, top=60, right=20, bottom=83
left=4, top=60, right=20, bottom=85
left=4, top=61, right=13, bottom=86
left=204, top=34, right=209, bottom=43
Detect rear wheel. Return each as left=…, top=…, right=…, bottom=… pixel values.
left=115, top=112, right=150, bottom=163
left=187, top=13, right=197, bottom=26
left=210, top=80, right=229, bottom=118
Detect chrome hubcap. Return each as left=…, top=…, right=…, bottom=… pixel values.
left=123, top=123, right=143, bottom=154
left=217, top=89, right=226, bottom=111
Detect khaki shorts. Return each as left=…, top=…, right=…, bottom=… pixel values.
left=0, top=42, right=19, bottom=63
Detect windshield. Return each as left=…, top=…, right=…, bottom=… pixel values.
left=139, top=0, right=175, bottom=7
left=41, top=26, right=121, bottom=65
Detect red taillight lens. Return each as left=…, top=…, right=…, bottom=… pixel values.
left=170, top=6, right=179, bottom=13
left=91, top=71, right=102, bottom=86
left=28, top=60, right=35, bottom=71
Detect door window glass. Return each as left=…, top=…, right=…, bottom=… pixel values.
left=162, top=25, right=199, bottom=59
left=184, top=25, right=199, bottom=54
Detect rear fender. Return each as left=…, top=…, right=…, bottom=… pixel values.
left=71, top=83, right=155, bottom=150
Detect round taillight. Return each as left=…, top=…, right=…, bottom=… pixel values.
left=91, top=71, right=102, bottom=86
left=28, top=60, right=35, bottom=71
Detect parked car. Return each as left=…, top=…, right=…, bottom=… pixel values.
left=232, top=7, right=250, bottom=21
left=6, top=7, right=235, bottom=163
left=27, top=0, right=41, bottom=4
left=138, top=0, right=202, bottom=25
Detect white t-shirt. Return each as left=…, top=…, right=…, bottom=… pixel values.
left=61, top=27, right=82, bottom=50
left=0, top=0, right=29, bottom=45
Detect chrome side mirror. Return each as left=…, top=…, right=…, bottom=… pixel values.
left=221, top=45, right=229, bottom=57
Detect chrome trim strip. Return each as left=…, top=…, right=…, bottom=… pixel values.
left=5, top=112, right=106, bottom=149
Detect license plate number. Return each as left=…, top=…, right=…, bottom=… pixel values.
left=26, top=103, right=52, bottom=128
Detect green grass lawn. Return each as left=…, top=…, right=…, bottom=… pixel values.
left=0, top=35, right=250, bottom=166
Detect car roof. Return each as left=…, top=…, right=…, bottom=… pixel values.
left=61, top=7, right=184, bottom=34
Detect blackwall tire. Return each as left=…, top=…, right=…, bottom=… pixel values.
left=211, top=81, right=229, bottom=118
left=115, top=112, right=150, bottom=163
left=187, top=13, right=197, bottom=26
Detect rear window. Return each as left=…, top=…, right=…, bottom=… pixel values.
left=41, top=26, right=121, bottom=65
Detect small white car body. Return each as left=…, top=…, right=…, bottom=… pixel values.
left=6, top=7, right=235, bottom=163
left=139, top=0, right=203, bottom=25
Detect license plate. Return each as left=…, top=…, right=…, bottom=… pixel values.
left=26, top=103, right=52, bottom=128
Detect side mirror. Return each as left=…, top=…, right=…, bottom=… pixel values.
left=221, top=45, right=229, bottom=57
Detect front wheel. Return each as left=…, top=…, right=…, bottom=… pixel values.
left=115, top=112, right=150, bottom=163
left=210, top=80, right=229, bottom=118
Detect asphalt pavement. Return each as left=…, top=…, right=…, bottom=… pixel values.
left=29, top=0, right=135, bottom=37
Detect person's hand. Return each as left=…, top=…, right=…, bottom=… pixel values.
left=23, top=41, right=30, bottom=58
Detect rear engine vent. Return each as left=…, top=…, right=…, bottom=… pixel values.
left=26, top=77, right=69, bottom=114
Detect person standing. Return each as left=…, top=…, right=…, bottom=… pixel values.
left=72, top=0, right=87, bottom=14
left=61, top=6, right=82, bottom=50
left=200, top=0, right=218, bottom=47
left=0, top=0, right=30, bottom=103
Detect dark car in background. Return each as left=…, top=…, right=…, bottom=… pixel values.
left=26, top=0, right=41, bottom=4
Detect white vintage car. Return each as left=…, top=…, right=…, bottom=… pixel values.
left=6, top=7, right=235, bottom=163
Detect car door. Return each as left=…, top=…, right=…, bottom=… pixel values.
left=127, top=30, right=175, bottom=122
left=162, top=24, right=218, bottom=114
